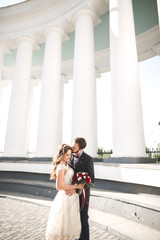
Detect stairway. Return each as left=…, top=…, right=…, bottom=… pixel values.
left=0, top=160, right=160, bottom=239
left=89, top=188, right=160, bottom=240
left=90, top=189, right=160, bottom=230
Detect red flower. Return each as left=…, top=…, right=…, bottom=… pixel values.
left=72, top=172, right=94, bottom=195
left=86, top=177, right=91, bottom=185
left=72, top=175, right=78, bottom=183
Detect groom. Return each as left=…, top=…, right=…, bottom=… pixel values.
left=67, top=137, right=95, bottom=240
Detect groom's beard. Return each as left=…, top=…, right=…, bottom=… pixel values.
left=72, top=149, right=80, bottom=154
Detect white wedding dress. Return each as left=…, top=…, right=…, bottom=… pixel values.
left=45, top=164, right=81, bottom=240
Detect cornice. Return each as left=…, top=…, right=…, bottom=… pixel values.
left=136, top=25, right=160, bottom=61
left=0, top=0, right=107, bottom=46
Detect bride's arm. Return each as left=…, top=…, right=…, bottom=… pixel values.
left=56, top=169, right=83, bottom=191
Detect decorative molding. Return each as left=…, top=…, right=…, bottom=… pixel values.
left=16, top=35, right=40, bottom=50
left=152, top=42, right=160, bottom=55
left=1, top=23, right=160, bottom=81
left=61, top=74, right=68, bottom=83
left=136, top=25, right=160, bottom=61
left=104, top=0, right=109, bottom=5
left=0, top=41, right=11, bottom=54
left=95, top=68, right=101, bottom=78
left=43, top=24, right=69, bottom=42
left=70, top=6, right=101, bottom=26
left=0, top=0, right=105, bottom=45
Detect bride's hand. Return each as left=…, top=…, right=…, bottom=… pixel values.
left=75, top=183, right=84, bottom=190
left=65, top=189, right=76, bottom=196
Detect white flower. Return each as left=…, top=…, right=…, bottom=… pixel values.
left=82, top=172, right=85, bottom=175
left=78, top=177, right=82, bottom=181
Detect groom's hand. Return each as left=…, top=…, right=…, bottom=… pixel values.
left=65, top=189, right=76, bottom=196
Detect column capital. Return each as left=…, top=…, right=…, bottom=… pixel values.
left=43, top=24, right=69, bottom=41
left=61, top=74, right=68, bottom=83
left=70, top=7, right=101, bottom=26
left=0, top=79, right=10, bottom=87
left=0, top=41, right=11, bottom=54
left=16, top=35, right=39, bottom=49
left=31, top=78, right=41, bottom=86
left=95, top=68, right=101, bottom=78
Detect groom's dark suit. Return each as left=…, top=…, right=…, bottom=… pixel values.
left=68, top=151, right=95, bottom=240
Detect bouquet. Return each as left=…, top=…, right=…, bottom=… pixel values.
left=72, top=172, right=95, bottom=195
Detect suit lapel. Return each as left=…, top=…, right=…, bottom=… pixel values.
left=68, top=155, right=74, bottom=169
left=75, top=152, right=85, bottom=171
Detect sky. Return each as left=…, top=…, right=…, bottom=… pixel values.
left=138, top=56, right=160, bottom=149
left=0, top=0, right=27, bottom=7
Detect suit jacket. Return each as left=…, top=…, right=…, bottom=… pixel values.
left=68, top=151, right=95, bottom=200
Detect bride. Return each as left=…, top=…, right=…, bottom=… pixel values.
left=45, top=144, right=84, bottom=240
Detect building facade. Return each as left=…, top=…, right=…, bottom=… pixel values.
left=0, top=0, right=160, bottom=160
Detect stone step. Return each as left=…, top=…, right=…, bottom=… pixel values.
left=0, top=178, right=57, bottom=198
left=90, top=189, right=160, bottom=230
left=89, top=208, right=160, bottom=240
left=1, top=177, right=160, bottom=231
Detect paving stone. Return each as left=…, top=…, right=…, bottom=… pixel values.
left=0, top=196, right=120, bottom=240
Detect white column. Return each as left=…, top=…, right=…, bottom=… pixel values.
left=71, top=10, right=98, bottom=157
left=0, top=44, right=5, bottom=103
left=157, top=0, right=160, bottom=30
left=35, top=27, right=64, bottom=157
left=0, top=82, right=4, bottom=107
left=0, top=54, right=4, bottom=152
left=0, top=45, right=4, bottom=80
left=26, top=80, right=35, bottom=155
left=60, top=75, right=65, bottom=142
left=4, top=37, right=34, bottom=157
left=0, top=43, right=10, bottom=104
left=109, top=0, right=147, bottom=158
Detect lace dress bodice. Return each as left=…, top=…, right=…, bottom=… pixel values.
left=56, top=164, right=74, bottom=185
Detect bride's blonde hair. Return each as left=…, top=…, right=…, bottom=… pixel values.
left=50, top=144, right=72, bottom=180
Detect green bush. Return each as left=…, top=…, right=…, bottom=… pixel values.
left=97, top=147, right=112, bottom=159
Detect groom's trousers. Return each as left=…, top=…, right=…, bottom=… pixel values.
left=79, top=195, right=89, bottom=240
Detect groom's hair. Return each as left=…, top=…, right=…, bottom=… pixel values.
left=74, top=137, right=87, bottom=150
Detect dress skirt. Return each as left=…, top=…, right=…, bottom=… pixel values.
left=46, top=190, right=81, bottom=240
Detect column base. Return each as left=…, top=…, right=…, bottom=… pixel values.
left=103, top=157, right=156, bottom=164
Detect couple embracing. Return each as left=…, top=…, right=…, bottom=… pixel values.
left=46, top=137, right=95, bottom=240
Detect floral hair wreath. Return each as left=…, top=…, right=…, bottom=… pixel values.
left=59, top=144, right=71, bottom=155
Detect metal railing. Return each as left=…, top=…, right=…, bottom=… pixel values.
left=97, top=148, right=160, bottom=161
left=146, top=148, right=160, bottom=154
